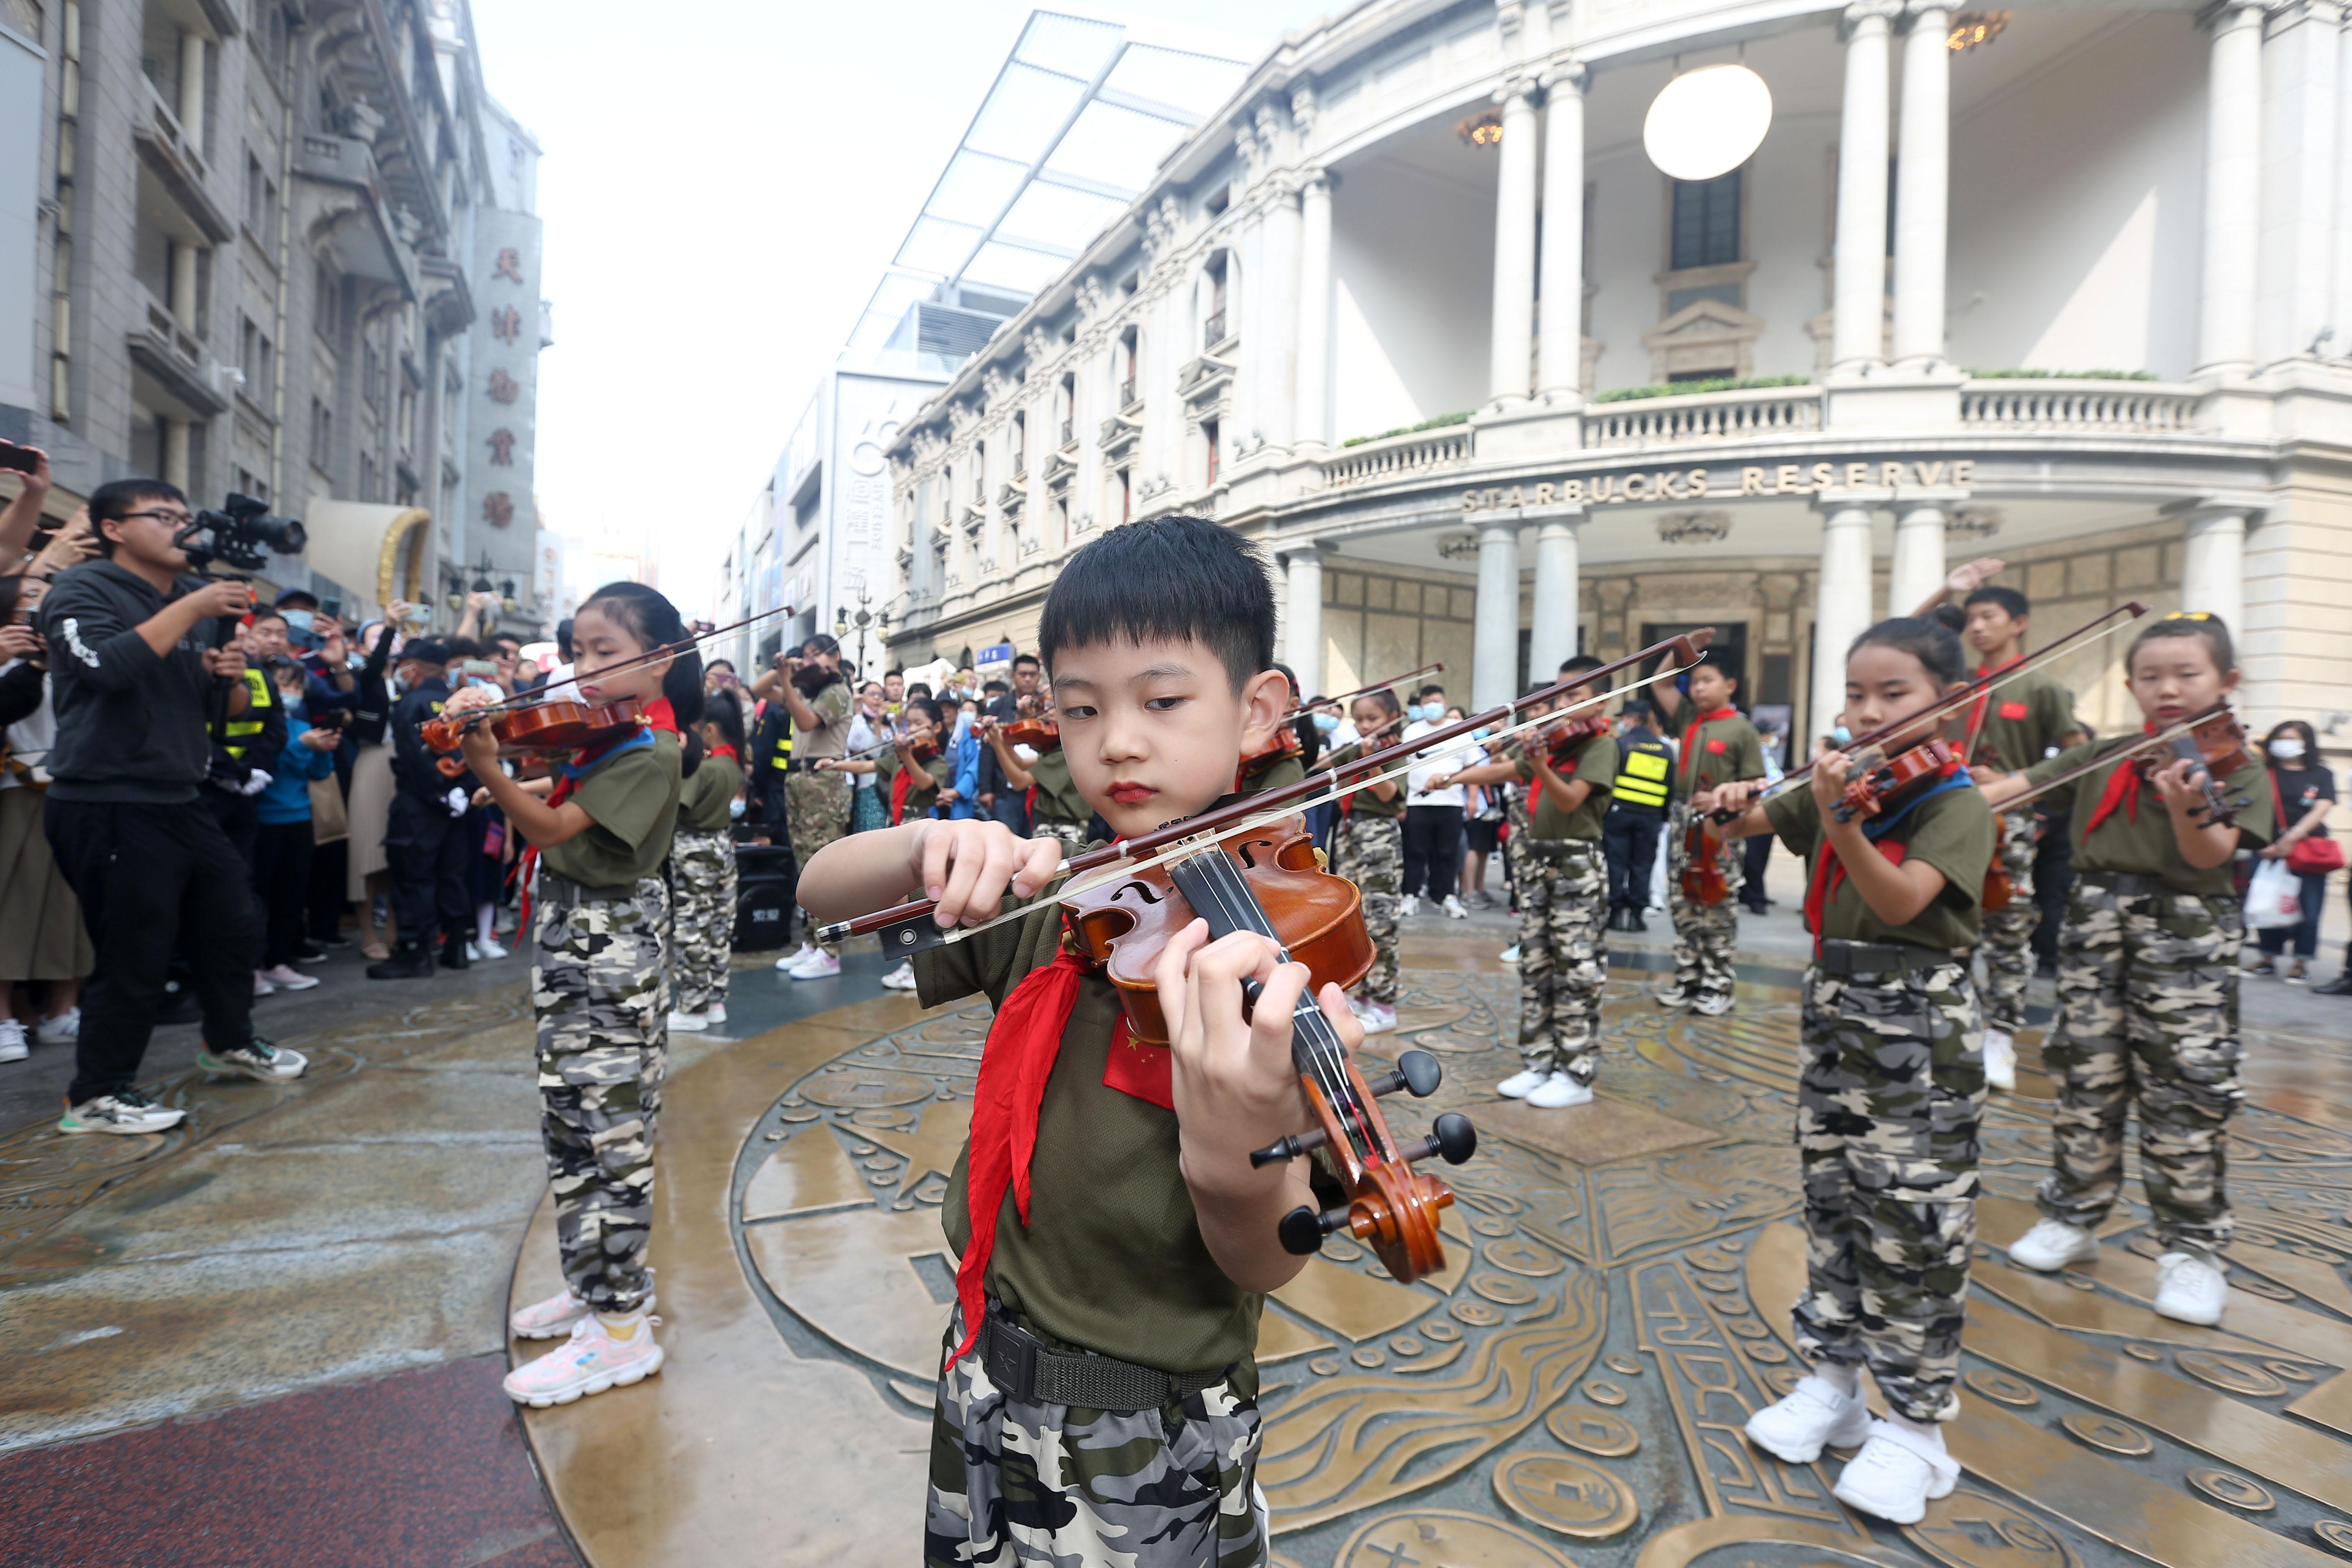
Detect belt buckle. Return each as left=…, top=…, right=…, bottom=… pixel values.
left=986, top=1316, right=1038, bottom=1401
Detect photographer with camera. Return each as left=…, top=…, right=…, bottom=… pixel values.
left=36, top=479, right=308, bottom=1134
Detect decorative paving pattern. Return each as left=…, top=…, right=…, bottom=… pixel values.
left=728, top=968, right=2352, bottom=1567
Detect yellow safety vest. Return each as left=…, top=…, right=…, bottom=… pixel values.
left=223, top=668, right=274, bottom=759
left=1613, top=742, right=1671, bottom=810
left=771, top=705, right=792, bottom=768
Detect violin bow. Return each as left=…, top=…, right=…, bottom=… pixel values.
left=1717, top=601, right=2148, bottom=822
left=818, top=630, right=1711, bottom=953
left=428, top=604, right=797, bottom=728
left=1996, top=704, right=2237, bottom=819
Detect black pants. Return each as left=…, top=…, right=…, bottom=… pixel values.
left=1401, top=804, right=1464, bottom=902
left=2030, top=808, right=2073, bottom=969
left=251, top=819, right=315, bottom=969
left=308, top=837, right=348, bottom=940
left=45, top=797, right=260, bottom=1103
left=1604, top=807, right=1665, bottom=911
left=1741, top=831, right=1773, bottom=907
left=384, top=794, right=472, bottom=950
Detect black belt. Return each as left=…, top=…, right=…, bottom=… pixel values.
left=783, top=758, right=836, bottom=774
left=1816, top=939, right=1960, bottom=976
left=2079, top=871, right=2197, bottom=899
left=980, top=1309, right=1225, bottom=1412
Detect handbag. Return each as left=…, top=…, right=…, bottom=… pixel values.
left=2272, top=771, right=2344, bottom=875
left=309, top=774, right=350, bottom=845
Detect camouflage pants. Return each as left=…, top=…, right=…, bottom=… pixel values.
left=670, top=828, right=737, bottom=1015
left=1332, top=815, right=1401, bottom=1007
left=787, top=768, right=851, bottom=953
left=1978, top=811, right=2041, bottom=1035
left=1794, top=961, right=1983, bottom=1424
left=926, top=1312, right=1268, bottom=1568
left=534, top=876, right=669, bottom=1313
left=1515, top=838, right=1608, bottom=1080
left=1034, top=819, right=1091, bottom=851
left=2037, top=880, right=2243, bottom=1261
left=1667, top=803, right=1744, bottom=1002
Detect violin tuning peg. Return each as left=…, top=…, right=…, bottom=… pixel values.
left=1278, top=1203, right=1353, bottom=1256
left=1368, top=1049, right=1442, bottom=1099
left=1401, top=1112, right=1478, bottom=1167
left=1250, top=1126, right=1329, bottom=1168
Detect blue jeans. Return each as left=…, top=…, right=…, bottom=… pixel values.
left=2257, top=870, right=2329, bottom=958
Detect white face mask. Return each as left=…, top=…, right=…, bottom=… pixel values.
left=2270, top=738, right=2307, bottom=761
left=728, top=796, right=747, bottom=819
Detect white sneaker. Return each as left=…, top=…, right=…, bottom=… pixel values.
left=667, top=1010, right=710, bottom=1033
left=502, top=1314, right=665, bottom=1407
left=1832, top=1420, right=1959, bottom=1525
left=2008, top=1217, right=2099, bottom=1273
left=881, top=961, right=919, bottom=992
left=1399, top=895, right=1419, bottom=918
left=788, top=950, right=841, bottom=981
left=509, top=1279, right=656, bottom=1340
left=1441, top=895, right=1468, bottom=919
left=0, top=1020, right=26, bottom=1063
left=1983, top=1028, right=2017, bottom=1092
left=58, top=1088, right=186, bottom=1135
left=1744, top=1372, right=1872, bottom=1465
left=1496, top=1067, right=1548, bottom=1099
left=36, top=1008, right=79, bottom=1047
left=474, top=938, right=510, bottom=961
left=1691, top=991, right=1735, bottom=1016
left=1499, top=943, right=1520, bottom=963
left=1653, top=984, right=1692, bottom=1011
left=1354, top=1001, right=1397, bottom=1035
left=259, top=963, right=319, bottom=991
left=2155, top=1250, right=2229, bottom=1325
left=773, top=943, right=815, bottom=973
left=1525, top=1072, right=1594, bottom=1109
left=706, top=1002, right=727, bottom=1024
left=252, top=972, right=277, bottom=997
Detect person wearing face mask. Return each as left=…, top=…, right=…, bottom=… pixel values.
left=344, top=607, right=411, bottom=961
left=2249, top=720, right=2339, bottom=986
left=1399, top=683, right=1472, bottom=919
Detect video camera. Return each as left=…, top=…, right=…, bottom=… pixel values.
left=179, top=493, right=306, bottom=575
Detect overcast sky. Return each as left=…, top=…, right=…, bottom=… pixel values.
left=466, top=0, right=1339, bottom=616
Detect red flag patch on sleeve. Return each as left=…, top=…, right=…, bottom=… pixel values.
left=1706, top=738, right=1727, bottom=754
left=1998, top=700, right=2029, bottom=720
left=1100, top=1017, right=1173, bottom=1109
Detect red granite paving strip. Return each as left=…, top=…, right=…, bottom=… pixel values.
left=0, top=1354, right=579, bottom=1568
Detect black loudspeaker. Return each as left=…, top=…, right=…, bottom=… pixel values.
left=733, top=843, right=797, bottom=951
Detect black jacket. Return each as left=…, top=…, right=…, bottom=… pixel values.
left=346, top=622, right=401, bottom=746
left=38, top=560, right=228, bottom=804
left=389, top=677, right=458, bottom=801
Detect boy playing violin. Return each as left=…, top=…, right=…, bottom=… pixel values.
left=797, top=517, right=1366, bottom=1568
left=1650, top=648, right=1766, bottom=1015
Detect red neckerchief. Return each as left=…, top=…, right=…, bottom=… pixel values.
left=1679, top=707, right=1739, bottom=790
left=1962, top=657, right=2025, bottom=761
left=1527, top=736, right=1582, bottom=814
left=950, top=910, right=1162, bottom=1365
left=521, top=698, right=678, bottom=917
left=890, top=760, right=918, bottom=825
left=2083, top=724, right=2159, bottom=838
left=711, top=743, right=738, bottom=763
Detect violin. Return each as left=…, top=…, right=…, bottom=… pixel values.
left=2139, top=710, right=2251, bottom=826
left=1539, top=711, right=1610, bottom=765
left=1064, top=812, right=1474, bottom=1283
left=1000, top=715, right=1059, bottom=751
left=1680, top=815, right=1728, bottom=906
left=1832, top=737, right=1959, bottom=824
left=1237, top=725, right=1304, bottom=780
left=420, top=695, right=647, bottom=778
left=901, top=732, right=941, bottom=765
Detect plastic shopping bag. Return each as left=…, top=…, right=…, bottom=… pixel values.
left=2246, top=858, right=2302, bottom=930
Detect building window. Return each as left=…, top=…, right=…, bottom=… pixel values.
left=1120, top=328, right=1139, bottom=408
left=238, top=314, right=272, bottom=399
left=1669, top=172, right=1741, bottom=272
left=359, top=449, right=379, bottom=501
left=1058, top=374, right=1076, bottom=446
left=314, top=261, right=338, bottom=340
left=1011, top=412, right=1025, bottom=477
left=1117, top=468, right=1131, bottom=525
left=1204, top=255, right=1230, bottom=346
left=310, top=397, right=331, bottom=468
left=1203, top=418, right=1220, bottom=486
left=243, top=152, right=277, bottom=236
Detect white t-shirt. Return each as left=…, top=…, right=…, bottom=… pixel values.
left=0, top=658, right=54, bottom=788
left=1401, top=719, right=1476, bottom=807
left=845, top=712, right=881, bottom=792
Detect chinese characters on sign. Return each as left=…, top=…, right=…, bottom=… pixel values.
left=487, top=369, right=520, bottom=404
left=487, top=429, right=516, bottom=466
left=494, top=247, right=525, bottom=283
left=483, top=491, right=516, bottom=528
left=490, top=306, right=523, bottom=344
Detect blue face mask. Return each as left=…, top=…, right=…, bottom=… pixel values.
left=282, top=608, right=314, bottom=635
left=1411, top=703, right=1440, bottom=723
left=728, top=796, right=747, bottom=819
left=1312, top=712, right=1340, bottom=733
left=1471, top=727, right=1491, bottom=741
left=1830, top=724, right=1853, bottom=747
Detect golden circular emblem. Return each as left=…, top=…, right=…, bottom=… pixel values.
left=1581, top=1378, right=1628, bottom=1407
left=2266, top=1359, right=2318, bottom=1383
left=1336, top=1508, right=1581, bottom=1568
left=2122, top=1343, right=2163, bottom=1362
left=1604, top=1353, right=1643, bottom=1377
left=2060, top=1413, right=2151, bottom=1456
left=2176, top=1351, right=2285, bottom=1397
left=1546, top=1404, right=1641, bottom=1457
left=1473, top=1273, right=1541, bottom=1306
left=2313, top=1518, right=2352, bottom=1553
left=1904, top=1490, right=2081, bottom=1568
left=2186, top=1468, right=2274, bottom=1512
left=1493, top=1452, right=1639, bottom=1539
left=1963, top=1369, right=2040, bottom=1407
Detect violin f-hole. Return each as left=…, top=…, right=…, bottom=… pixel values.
left=1108, top=881, right=1163, bottom=907
left=1234, top=835, right=1279, bottom=869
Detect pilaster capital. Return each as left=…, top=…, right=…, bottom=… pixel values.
left=1813, top=486, right=1894, bottom=516
left=1904, top=0, right=1956, bottom=23
left=1539, top=54, right=1588, bottom=94
left=1277, top=539, right=1335, bottom=566
left=1301, top=167, right=1339, bottom=199
left=2197, top=0, right=2268, bottom=34
left=1493, top=72, right=1540, bottom=110
left=1840, top=0, right=1903, bottom=39
left=1288, top=81, right=1318, bottom=138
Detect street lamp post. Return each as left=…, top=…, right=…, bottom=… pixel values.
left=834, top=584, right=890, bottom=680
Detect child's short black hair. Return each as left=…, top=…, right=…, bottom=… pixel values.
left=1850, top=615, right=1967, bottom=686
left=1694, top=649, right=1742, bottom=687
left=1416, top=684, right=1447, bottom=702
left=1559, top=654, right=1604, bottom=679
left=2128, top=612, right=2236, bottom=675
left=1358, top=687, right=1403, bottom=718
left=1037, top=516, right=1275, bottom=693
left=982, top=679, right=1008, bottom=695
left=1963, top=585, right=2030, bottom=621
left=904, top=697, right=944, bottom=730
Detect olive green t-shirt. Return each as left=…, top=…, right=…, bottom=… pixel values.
left=676, top=753, right=741, bottom=833
left=875, top=748, right=952, bottom=821
left=1766, top=780, right=1996, bottom=951
left=2024, top=736, right=2273, bottom=897
left=1515, top=733, right=1617, bottom=842
left=1239, top=749, right=1305, bottom=797
left=1324, top=736, right=1404, bottom=818
left=1024, top=745, right=1090, bottom=827
left=1677, top=711, right=1766, bottom=797
left=541, top=731, right=683, bottom=889
left=1969, top=666, right=2081, bottom=775
left=918, top=886, right=1262, bottom=1382
left=794, top=679, right=853, bottom=762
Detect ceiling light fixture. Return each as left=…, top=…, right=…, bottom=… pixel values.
left=1642, top=64, right=1773, bottom=182
left=1948, top=11, right=2010, bottom=51
left=1456, top=109, right=1503, bottom=148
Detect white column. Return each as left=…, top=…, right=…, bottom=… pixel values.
left=1234, top=210, right=1265, bottom=451
left=1528, top=516, right=1582, bottom=679
left=2200, top=1, right=2265, bottom=374
left=2182, top=509, right=2248, bottom=633
left=2278, top=0, right=2341, bottom=359
left=162, top=419, right=191, bottom=492
left=1811, top=498, right=1879, bottom=742
left=178, top=31, right=207, bottom=154
left=1284, top=546, right=1327, bottom=690
left=1294, top=172, right=1335, bottom=451
left=1260, top=187, right=1302, bottom=451
left=1889, top=502, right=1947, bottom=615
left=1536, top=60, right=1587, bottom=398
left=2338, top=14, right=2352, bottom=339
left=1832, top=2, right=1898, bottom=374
left=1473, top=521, right=1522, bottom=711
left=1487, top=81, right=1540, bottom=405
left=1892, top=2, right=1952, bottom=369
left=169, top=242, right=199, bottom=331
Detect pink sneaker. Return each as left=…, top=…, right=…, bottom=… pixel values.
left=508, top=1277, right=656, bottom=1340
left=503, top=1314, right=664, bottom=1407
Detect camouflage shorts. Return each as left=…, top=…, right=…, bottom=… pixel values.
left=1332, top=814, right=1401, bottom=1007
left=670, top=828, right=737, bottom=1015
left=1977, top=810, right=2041, bottom=1034
left=2037, top=879, right=2243, bottom=1261
left=534, top=876, right=670, bottom=1313
left=1515, top=838, right=1607, bottom=1079
left=787, top=769, right=852, bottom=951
left=1794, top=959, right=1982, bottom=1424
left=926, top=1312, right=1269, bottom=1567
left=1667, top=803, right=1744, bottom=1001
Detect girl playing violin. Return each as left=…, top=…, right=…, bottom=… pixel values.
left=1321, top=688, right=1408, bottom=1036
left=825, top=697, right=954, bottom=994
left=452, top=582, right=694, bottom=1409
left=667, top=686, right=745, bottom=1035
left=1698, top=615, right=1995, bottom=1525
left=981, top=686, right=1092, bottom=849
left=1980, top=612, right=2271, bottom=1327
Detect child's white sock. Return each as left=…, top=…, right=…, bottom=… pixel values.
left=1814, top=1360, right=1862, bottom=1398
left=597, top=1310, right=646, bottom=1342
left=477, top=904, right=496, bottom=944
left=1887, top=1409, right=1946, bottom=1451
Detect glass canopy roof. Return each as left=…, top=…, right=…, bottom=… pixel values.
left=845, top=8, right=1261, bottom=366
